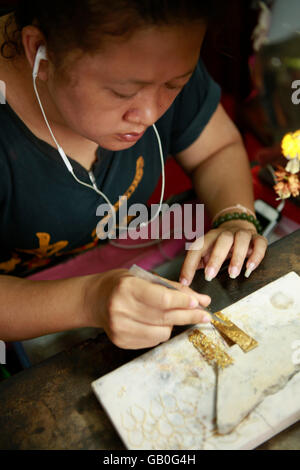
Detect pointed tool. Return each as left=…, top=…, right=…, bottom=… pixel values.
left=129, top=264, right=228, bottom=325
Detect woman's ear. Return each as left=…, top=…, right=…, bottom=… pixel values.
left=21, top=25, right=49, bottom=81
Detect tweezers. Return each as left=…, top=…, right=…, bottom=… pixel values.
left=129, top=264, right=228, bottom=325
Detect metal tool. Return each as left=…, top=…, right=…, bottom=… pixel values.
left=129, top=264, right=228, bottom=325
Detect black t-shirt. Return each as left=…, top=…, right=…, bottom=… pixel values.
left=0, top=58, right=221, bottom=277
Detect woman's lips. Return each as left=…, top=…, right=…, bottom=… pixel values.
left=116, top=130, right=145, bottom=142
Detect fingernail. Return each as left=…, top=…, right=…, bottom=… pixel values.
left=180, top=277, right=189, bottom=286
left=205, top=267, right=215, bottom=282
left=190, top=297, right=198, bottom=308
left=229, top=266, right=239, bottom=279
left=202, top=315, right=211, bottom=323
left=245, top=262, right=255, bottom=278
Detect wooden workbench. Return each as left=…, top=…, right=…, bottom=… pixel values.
left=0, top=230, right=299, bottom=450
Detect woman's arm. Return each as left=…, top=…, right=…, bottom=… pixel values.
left=176, top=103, right=267, bottom=284
left=0, top=274, right=93, bottom=341
left=0, top=270, right=211, bottom=347
left=176, top=103, right=254, bottom=214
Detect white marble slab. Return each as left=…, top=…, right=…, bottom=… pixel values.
left=92, top=272, right=300, bottom=450
left=217, top=322, right=300, bottom=435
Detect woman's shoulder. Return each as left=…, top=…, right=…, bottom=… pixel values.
left=166, top=58, right=221, bottom=155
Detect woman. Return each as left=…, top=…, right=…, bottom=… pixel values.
left=0, top=1, right=267, bottom=349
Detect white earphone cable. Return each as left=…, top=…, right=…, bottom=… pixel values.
left=33, top=75, right=117, bottom=230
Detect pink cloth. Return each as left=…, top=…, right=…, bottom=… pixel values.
left=28, top=201, right=209, bottom=281
left=27, top=237, right=186, bottom=281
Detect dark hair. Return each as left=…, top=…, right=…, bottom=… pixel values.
left=1, top=0, right=226, bottom=69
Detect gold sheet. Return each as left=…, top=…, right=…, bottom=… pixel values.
left=211, top=311, right=258, bottom=353
left=188, top=329, right=234, bottom=369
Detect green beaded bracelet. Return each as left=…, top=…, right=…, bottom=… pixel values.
left=212, top=212, right=263, bottom=234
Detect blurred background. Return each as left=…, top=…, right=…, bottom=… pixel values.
left=148, top=0, right=300, bottom=239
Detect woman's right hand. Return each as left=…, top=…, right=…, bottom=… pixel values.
left=85, top=269, right=212, bottom=350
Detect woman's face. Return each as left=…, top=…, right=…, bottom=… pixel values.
left=46, top=24, right=206, bottom=150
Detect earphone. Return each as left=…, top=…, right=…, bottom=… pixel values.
left=32, top=45, right=165, bottom=238
left=32, top=44, right=47, bottom=79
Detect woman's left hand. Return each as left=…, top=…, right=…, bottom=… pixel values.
left=179, top=219, right=268, bottom=285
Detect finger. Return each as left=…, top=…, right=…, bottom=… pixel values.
left=198, top=252, right=211, bottom=269
left=180, top=232, right=218, bottom=286
left=132, top=297, right=211, bottom=328
left=247, top=247, right=253, bottom=257
left=134, top=279, right=201, bottom=312
left=162, top=307, right=212, bottom=327
left=135, top=300, right=212, bottom=327
left=108, top=316, right=173, bottom=349
left=244, top=234, right=268, bottom=278
left=203, top=253, right=211, bottom=266
left=228, top=230, right=253, bottom=278
left=198, top=259, right=205, bottom=269
left=204, top=230, right=234, bottom=281
left=163, top=280, right=211, bottom=307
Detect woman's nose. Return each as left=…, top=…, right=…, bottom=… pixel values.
left=123, top=90, right=165, bottom=127
left=123, top=105, right=158, bottom=128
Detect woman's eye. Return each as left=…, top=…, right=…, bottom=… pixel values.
left=111, top=90, right=137, bottom=99
left=109, top=82, right=186, bottom=99
left=165, top=83, right=185, bottom=91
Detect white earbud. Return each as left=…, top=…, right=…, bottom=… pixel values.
left=32, top=45, right=47, bottom=79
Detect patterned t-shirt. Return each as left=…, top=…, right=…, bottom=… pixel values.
left=0, top=58, right=221, bottom=277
